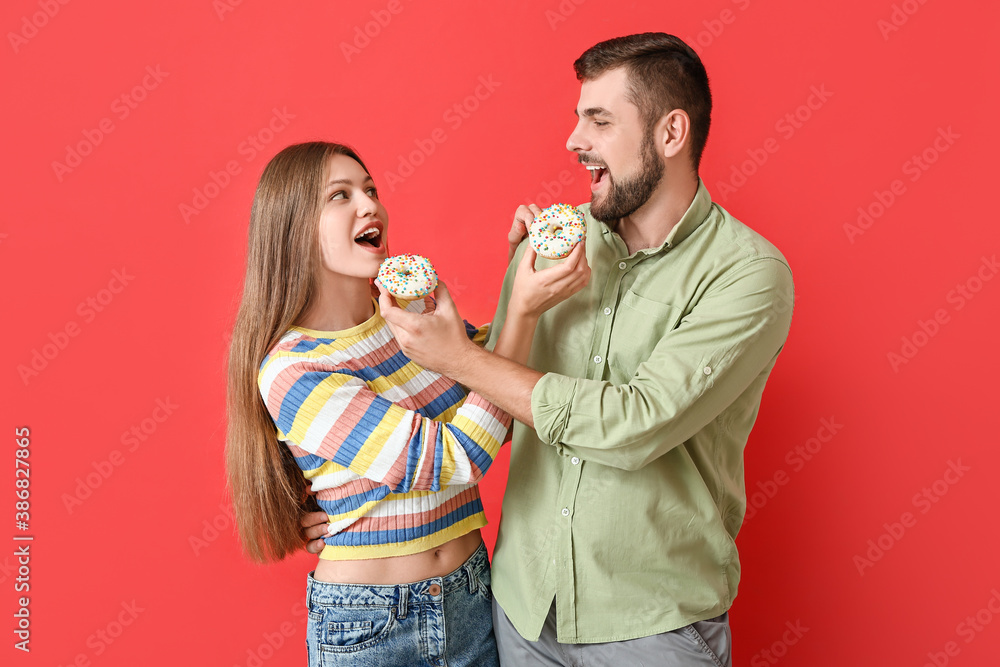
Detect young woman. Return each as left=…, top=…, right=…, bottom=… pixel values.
left=226, top=141, right=588, bottom=667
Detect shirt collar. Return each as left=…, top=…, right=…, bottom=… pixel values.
left=589, top=178, right=713, bottom=256
left=663, top=178, right=713, bottom=250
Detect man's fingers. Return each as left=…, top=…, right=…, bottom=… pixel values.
left=532, top=241, right=590, bottom=294
left=303, top=526, right=329, bottom=543
left=564, top=240, right=591, bottom=288
left=508, top=223, right=527, bottom=245
left=378, top=284, right=424, bottom=330
left=565, top=239, right=589, bottom=271
left=519, top=243, right=538, bottom=274
left=300, top=510, right=327, bottom=528
left=377, top=283, right=397, bottom=314
left=538, top=241, right=585, bottom=280
left=431, top=280, right=459, bottom=316
left=510, top=205, right=537, bottom=241
left=300, top=510, right=330, bottom=545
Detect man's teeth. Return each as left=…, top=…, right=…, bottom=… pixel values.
left=586, top=166, right=607, bottom=184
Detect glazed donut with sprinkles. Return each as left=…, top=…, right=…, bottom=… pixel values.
left=377, top=254, right=439, bottom=299
left=528, top=203, right=586, bottom=260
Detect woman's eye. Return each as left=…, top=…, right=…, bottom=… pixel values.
left=329, top=190, right=347, bottom=200
left=366, top=187, right=379, bottom=198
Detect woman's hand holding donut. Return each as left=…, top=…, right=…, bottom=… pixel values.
left=508, top=204, right=541, bottom=264
left=508, top=238, right=590, bottom=321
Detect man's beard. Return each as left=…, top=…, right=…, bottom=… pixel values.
left=590, top=131, right=663, bottom=224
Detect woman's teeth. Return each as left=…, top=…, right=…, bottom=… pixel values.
left=355, top=228, right=380, bottom=246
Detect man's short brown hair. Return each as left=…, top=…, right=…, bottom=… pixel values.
left=574, top=33, right=712, bottom=172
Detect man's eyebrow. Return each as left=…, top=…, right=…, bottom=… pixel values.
left=574, top=107, right=614, bottom=118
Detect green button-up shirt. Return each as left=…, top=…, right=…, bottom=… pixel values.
left=486, top=180, right=794, bottom=643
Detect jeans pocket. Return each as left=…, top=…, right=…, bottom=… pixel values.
left=328, top=620, right=374, bottom=645
left=473, top=565, right=493, bottom=601
left=308, top=604, right=397, bottom=655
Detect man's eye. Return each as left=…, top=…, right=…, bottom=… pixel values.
left=594, top=121, right=609, bottom=127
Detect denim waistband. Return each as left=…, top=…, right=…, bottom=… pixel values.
left=306, top=542, right=489, bottom=614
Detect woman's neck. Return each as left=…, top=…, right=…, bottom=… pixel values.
left=296, top=275, right=376, bottom=332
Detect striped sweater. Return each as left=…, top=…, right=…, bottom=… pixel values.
left=258, top=299, right=511, bottom=560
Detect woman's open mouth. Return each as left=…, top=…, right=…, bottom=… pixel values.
left=354, top=227, right=383, bottom=250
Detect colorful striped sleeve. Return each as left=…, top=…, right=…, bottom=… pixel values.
left=464, top=321, right=490, bottom=349
left=258, top=356, right=510, bottom=493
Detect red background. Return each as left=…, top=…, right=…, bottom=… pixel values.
left=4, top=1, right=1000, bottom=665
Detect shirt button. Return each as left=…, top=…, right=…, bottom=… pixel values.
left=703, top=366, right=713, bottom=375
left=561, top=508, right=570, bottom=516
left=428, top=584, right=441, bottom=596
left=571, top=457, right=580, bottom=465
left=593, top=355, right=602, bottom=364
left=618, top=261, right=627, bottom=270
left=603, top=307, right=612, bottom=315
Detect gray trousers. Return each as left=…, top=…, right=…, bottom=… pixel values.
left=492, top=598, right=732, bottom=667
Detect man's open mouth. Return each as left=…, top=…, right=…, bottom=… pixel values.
left=586, top=165, right=609, bottom=189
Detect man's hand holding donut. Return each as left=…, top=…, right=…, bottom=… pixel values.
left=381, top=239, right=588, bottom=378
left=508, top=204, right=541, bottom=264
left=380, top=227, right=589, bottom=427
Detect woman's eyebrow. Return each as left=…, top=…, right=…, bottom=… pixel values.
left=325, top=176, right=374, bottom=189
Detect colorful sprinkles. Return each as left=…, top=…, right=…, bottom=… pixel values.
left=377, top=254, right=438, bottom=299
left=529, top=203, right=586, bottom=259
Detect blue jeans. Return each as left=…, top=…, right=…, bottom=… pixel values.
left=305, top=542, right=499, bottom=667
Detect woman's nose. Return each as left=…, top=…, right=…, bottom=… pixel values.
left=357, top=193, right=377, bottom=216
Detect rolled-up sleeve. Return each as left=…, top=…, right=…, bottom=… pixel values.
left=531, top=257, right=793, bottom=470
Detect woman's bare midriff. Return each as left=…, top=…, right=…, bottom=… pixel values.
left=312, top=529, right=483, bottom=585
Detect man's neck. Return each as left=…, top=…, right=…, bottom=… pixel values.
left=615, top=173, right=699, bottom=255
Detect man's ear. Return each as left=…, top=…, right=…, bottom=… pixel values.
left=655, top=109, right=691, bottom=161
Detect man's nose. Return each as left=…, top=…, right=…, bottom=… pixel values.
left=566, top=121, right=589, bottom=153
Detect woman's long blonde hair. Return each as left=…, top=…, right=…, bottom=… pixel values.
left=226, top=141, right=370, bottom=562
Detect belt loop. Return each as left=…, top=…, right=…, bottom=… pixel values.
left=463, top=562, right=476, bottom=594
left=305, top=575, right=314, bottom=612
left=397, top=585, right=409, bottom=619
